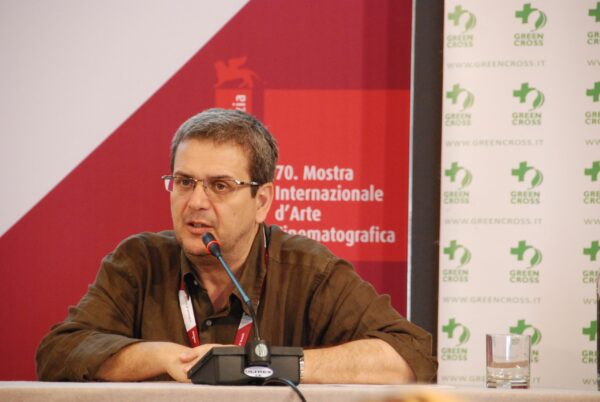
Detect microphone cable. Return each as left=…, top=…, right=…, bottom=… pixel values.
left=263, top=377, right=306, bottom=402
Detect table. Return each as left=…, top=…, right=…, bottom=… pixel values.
left=1, top=382, right=598, bottom=402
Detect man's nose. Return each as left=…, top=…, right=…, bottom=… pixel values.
left=187, top=182, right=211, bottom=209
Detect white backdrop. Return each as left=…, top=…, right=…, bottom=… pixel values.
left=439, top=0, right=600, bottom=390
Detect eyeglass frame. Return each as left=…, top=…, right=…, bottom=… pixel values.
left=161, top=174, right=261, bottom=199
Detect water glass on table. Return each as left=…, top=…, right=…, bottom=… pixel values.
left=486, top=334, right=531, bottom=389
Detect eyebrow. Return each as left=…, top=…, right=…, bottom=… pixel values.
left=172, top=171, right=235, bottom=180
left=172, top=170, right=194, bottom=178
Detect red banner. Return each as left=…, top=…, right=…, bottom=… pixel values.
left=0, top=0, right=412, bottom=379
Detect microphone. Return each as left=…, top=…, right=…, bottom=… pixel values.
left=201, top=233, right=271, bottom=368
left=187, top=232, right=303, bottom=386
left=201, top=233, right=261, bottom=343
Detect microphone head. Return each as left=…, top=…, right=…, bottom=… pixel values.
left=201, top=233, right=222, bottom=257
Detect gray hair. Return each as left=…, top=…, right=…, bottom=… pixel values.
left=170, top=108, right=279, bottom=189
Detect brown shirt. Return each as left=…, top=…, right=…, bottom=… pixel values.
left=36, top=225, right=437, bottom=382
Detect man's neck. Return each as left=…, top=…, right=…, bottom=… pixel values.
left=188, top=224, right=261, bottom=310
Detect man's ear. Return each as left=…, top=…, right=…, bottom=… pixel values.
left=255, top=182, right=274, bottom=223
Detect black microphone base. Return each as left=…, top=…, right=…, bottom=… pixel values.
left=187, top=346, right=303, bottom=385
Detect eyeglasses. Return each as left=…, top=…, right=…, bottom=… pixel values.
left=161, top=175, right=261, bottom=200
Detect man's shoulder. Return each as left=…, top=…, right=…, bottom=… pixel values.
left=267, top=225, right=340, bottom=271
left=113, top=230, right=179, bottom=254
left=101, top=231, right=181, bottom=280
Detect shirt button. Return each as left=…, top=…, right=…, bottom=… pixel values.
left=205, top=320, right=213, bottom=327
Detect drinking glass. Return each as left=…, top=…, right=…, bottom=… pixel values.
left=486, top=334, right=530, bottom=389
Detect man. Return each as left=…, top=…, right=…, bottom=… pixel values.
left=36, top=108, right=437, bottom=383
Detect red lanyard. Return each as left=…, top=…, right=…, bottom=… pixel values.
left=178, top=281, right=255, bottom=347
left=179, top=230, right=269, bottom=348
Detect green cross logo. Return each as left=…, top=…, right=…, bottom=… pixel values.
left=448, top=5, right=477, bottom=33
left=585, top=161, right=600, bottom=182
left=446, top=84, right=475, bottom=111
left=583, top=321, right=597, bottom=342
left=445, top=162, right=473, bottom=190
left=584, top=241, right=600, bottom=262
left=443, top=240, right=472, bottom=268
left=510, top=319, right=542, bottom=345
left=442, top=318, right=471, bottom=346
left=586, top=82, right=600, bottom=103
left=590, top=2, right=600, bottom=22
left=511, top=240, right=543, bottom=268
left=512, top=161, right=544, bottom=189
left=515, top=3, right=547, bottom=31
left=513, top=83, right=545, bottom=111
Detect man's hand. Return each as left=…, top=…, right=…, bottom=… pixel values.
left=96, top=342, right=222, bottom=382
left=168, top=344, right=221, bottom=382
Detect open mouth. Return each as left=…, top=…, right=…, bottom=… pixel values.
left=186, top=220, right=214, bottom=237
left=190, top=223, right=209, bottom=228
left=186, top=221, right=213, bottom=234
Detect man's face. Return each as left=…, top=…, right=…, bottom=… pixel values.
left=170, top=138, right=273, bottom=261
